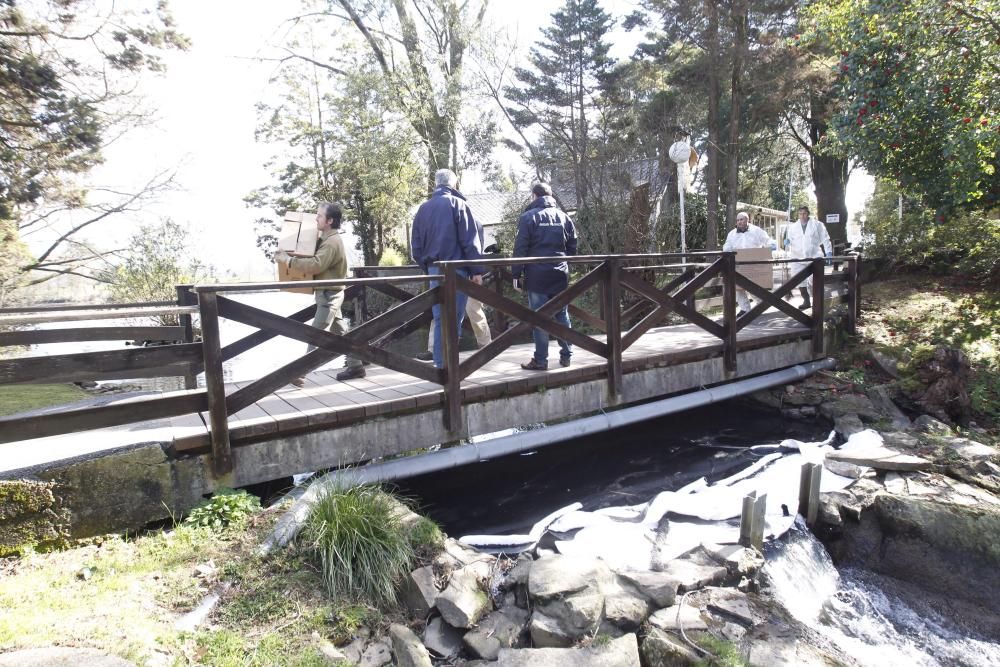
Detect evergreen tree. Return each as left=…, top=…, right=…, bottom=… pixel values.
left=505, top=0, right=615, bottom=214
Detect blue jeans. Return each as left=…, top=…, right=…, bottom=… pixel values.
left=528, top=290, right=571, bottom=365
left=429, top=266, right=470, bottom=368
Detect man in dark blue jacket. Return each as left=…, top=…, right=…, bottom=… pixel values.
left=512, top=182, right=578, bottom=370
left=411, top=168, right=485, bottom=368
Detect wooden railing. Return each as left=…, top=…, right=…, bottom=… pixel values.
left=0, top=252, right=860, bottom=478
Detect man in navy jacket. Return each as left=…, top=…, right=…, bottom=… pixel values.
left=411, top=169, right=485, bottom=368
left=512, top=182, right=578, bottom=370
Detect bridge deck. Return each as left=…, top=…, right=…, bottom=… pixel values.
left=0, top=311, right=809, bottom=477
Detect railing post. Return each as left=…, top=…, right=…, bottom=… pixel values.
left=812, top=258, right=825, bottom=356
left=847, top=256, right=858, bottom=335
left=722, top=251, right=737, bottom=373
left=176, top=285, right=198, bottom=390
left=604, top=259, right=623, bottom=398
left=440, top=266, right=462, bottom=433
left=198, top=291, right=232, bottom=477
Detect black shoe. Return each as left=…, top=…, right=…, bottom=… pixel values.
left=521, top=359, right=548, bottom=371
left=798, top=301, right=811, bottom=310
left=336, top=366, right=366, bottom=381
left=736, top=309, right=749, bottom=318
left=559, top=356, right=571, bottom=367
left=415, top=351, right=433, bottom=361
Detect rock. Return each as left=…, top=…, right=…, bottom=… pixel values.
left=655, top=559, right=726, bottom=592
left=422, top=616, right=464, bottom=659
left=866, top=384, right=911, bottom=429
left=0, top=480, right=72, bottom=556
left=703, top=587, right=754, bottom=625
left=438, top=537, right=489, bottom=572
left=401, top=565, right=439, bottom=618
left=316, top=638, right=349, bottom=664
left=870, top=349, right=900, bottom=378
left=529, top=610, right=577, bottom=648
left=700, top=543, right=763, bottom=578
left=0, top=648, right=135, bottom=666
left=881, top=431, right=921, bottom=451
left=914, top=414, right=953, bottom=435
left=833, top=413, right=866, bottom=438
left=640, top=627, right=700, bottom=666
left=817, top=498, right=843, bottom=528
left=823, top=458, right=867, bottom=478
left=436, top=566, right=491, bottom=629
left=359, top=639, right=392, bottom=667
left=340, top=638, right=365, bottom=664
left=602, top=585, right=652, bottom=631
left=463, top=607, right=529, bottom=660
left=502, top=553, right=533, bottom=589
left=533, top=592, right=606, bottom=645
left=389, top=624, right=433, bottom=667
left=615, top=570, right=679, bottom=608
left=528, top=555, right=613, bottom=600
left=746, top=622, right=835, bottom=666
left=819, top=393, right=883, bottom=422
left=647, top=604, right=708, bottom=632
left=945, top=437, right=999, bottom=462
left=912, top=347, right=972, bottom=423
left=884, top=472, right=908, bottom=494
left=497, top=633, right=641, bottom=667
left=827, top=447, right=931, bottom=472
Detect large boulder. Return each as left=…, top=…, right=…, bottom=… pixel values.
left=422, top=616, right=463, bottom=660
left=497, top=633, right=641, bottom=667
left=639, top=628, right=700, bottom=666
left=401, top=565, right=439, bottom=618
left=907, top=347, right=972, bottom=424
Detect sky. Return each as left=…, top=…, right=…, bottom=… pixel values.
left=51, top=0, right=872, bottom=282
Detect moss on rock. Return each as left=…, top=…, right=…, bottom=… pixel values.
left=0, top=480, right=71, bottom=556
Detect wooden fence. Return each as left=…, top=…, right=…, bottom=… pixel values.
left=0, top=252, right=859, bottom=477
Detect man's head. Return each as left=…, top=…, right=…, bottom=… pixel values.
left=736, top=211, right=749, bottom=232
left=798, top=206, right=810, bottom=222
left=315, top=202, right=343, bottom=231
left=531, top=182, right=553, bottom=200
left=435, top=169, right=458, bottom=189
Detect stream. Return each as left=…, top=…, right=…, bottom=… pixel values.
left=394, top=402, right=1000, bottom=666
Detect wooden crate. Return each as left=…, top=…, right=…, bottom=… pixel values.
left=735, top=247, right=774, bottom=290
left=277, top=210, right=318, bottom=294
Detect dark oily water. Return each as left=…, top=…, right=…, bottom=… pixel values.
left=391, top=399, right=830, bottom=537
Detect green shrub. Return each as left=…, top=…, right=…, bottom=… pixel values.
left=184, top=489, right=261, bottom=531
left=301, top=484, right=415, bottom=608
left=407, top=515, right=444, bottom=558
left=378, top=247, right=406, bottom=267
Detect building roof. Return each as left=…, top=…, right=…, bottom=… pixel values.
left=463, top=190, right=530, bottom=228
left=551, top=158, right=667, bottom=211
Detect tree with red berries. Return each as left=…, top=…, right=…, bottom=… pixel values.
left=806, top=0, right=1000, bottom=213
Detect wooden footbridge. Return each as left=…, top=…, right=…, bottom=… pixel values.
left=1, top=253, right=858, bottom=506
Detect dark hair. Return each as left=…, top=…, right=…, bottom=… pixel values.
left=531, top=182, right=553, bottom=198
left=321, top=202, right=343, bottom=228
left=798, top=206, right=810, bottom=215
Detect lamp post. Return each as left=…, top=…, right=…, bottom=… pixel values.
left=668, top=133, right=693, bottom=254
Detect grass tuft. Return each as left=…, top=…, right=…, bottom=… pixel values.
left=301, top=484, right=416, bottom=609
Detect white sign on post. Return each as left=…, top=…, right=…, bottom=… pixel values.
left=825, top=213, right=840, bottom=223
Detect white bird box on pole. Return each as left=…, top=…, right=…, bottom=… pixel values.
left=668, top=140, right=693, bottom=253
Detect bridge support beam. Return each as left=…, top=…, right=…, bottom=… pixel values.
left=723, top=252, right=738, bottom=373
left=604, top=260, right=623, bottom=397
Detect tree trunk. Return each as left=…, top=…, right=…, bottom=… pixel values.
left=809, top=93, right=849, bottom=247
left=725, top=0, right=748, bottom=233
left=704, top=0, right=721, bottom=250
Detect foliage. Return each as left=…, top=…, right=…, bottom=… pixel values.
left=101, top=220, right=215, bottom=323
left=805, top=0, right=1000, bottom=212
left=247, top=60, right=423, bottom=266
left=856, top=276, right=1000, bottom=428
left=378, top=247, right=406, bottom=267
left=301, top=484, right=415, bottom=609
left=0, top=220, right=31, bottom=307
left=0, top=1, right=186, bottom=288
left=183, top=489, right=261, bottom=531
left=693, top=633, right=750, bottom=666
left=862, top=180, right=1000, bottom=285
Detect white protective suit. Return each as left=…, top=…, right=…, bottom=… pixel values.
left=723, top=223, right=776, bottom=312
left=783, top=218, right=833, bottom=296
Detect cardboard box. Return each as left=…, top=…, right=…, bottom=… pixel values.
left=735, top=247, right=774, bottom=290
left=276, top=210, right=319, bottom=294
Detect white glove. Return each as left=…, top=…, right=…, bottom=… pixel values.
left=274, top=250, right=291, bottom=264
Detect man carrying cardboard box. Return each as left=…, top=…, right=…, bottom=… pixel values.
left=723, top=211, right=777, bottom=317
left=275, top=202, right=365, bottom=385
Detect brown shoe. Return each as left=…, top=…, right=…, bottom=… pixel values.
left=521, top=359, right=548, bottom=371
left=290, top=377, right=305, bottom=387
left=336, top=366, right=366, bottom=381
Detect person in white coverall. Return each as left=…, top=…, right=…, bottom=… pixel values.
left=723, top=211, right=777, bottom=315
left=783, top=205, right=833, bottom=310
